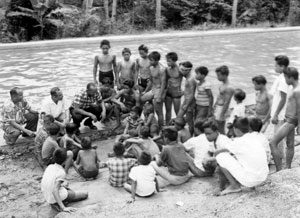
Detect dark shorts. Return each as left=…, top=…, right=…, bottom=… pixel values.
left=78, top=166, right=99, bottom=179
left=99, top=70, right=114, bottom=84
left=166, top=87, right=182, bottom=98
left=138, top=78, right=150, bottom=89
left=42, top=156, right=54, bottom=166
left=285, top=116, right=298, bottom=126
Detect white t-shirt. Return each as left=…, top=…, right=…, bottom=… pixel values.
left=228, top=103, right=245, bottom=124
left=41, top=163, right=68, bottom=204
left=270, top=73, right=289, bottom=121
left=42, top=97, right=65, bottom=119
left=184, top=134, right=211, bottom=171
left=129, top=165, right=156, bottom=197
left=213, top=134, right=232, bottom=151
left=248, top=132, right=271, bottom=163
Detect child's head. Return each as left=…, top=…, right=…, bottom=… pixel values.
left=122, top=79, right=134, bottom=90
left=233, top=117, right=249, bottom=137
left=48, top=123, right=61, bottom=136
left=215, top=65, right=229, bottom=82
left=138, top=151, right=152, bottom=165
left=180, top=61, right=193, bottom=77
left=50, top=87, right=63, bottom=102
left=143, top=101, right=154, bottom=116
left=252, top=75, right=267, bottom=91
left=122, top=48, right=131, bottom=61
left=100, top=39, right=110, bottom=54
left=150, top=124, right=159, bottom=136
left=284, top=67, right=299, bottom=85
left=140, top=126, right=150, bottom=138
left=166, top=52, right=178, bottom=67
left=162, top=126, right=178, bottom=143
left=130, top=106, right=142, bottom=119
left=43, top=114, right=54, bottom=127
left=81, top=136, right=92, bottom=150
left=113, top=142, right=125, bottom=157
left=66, top=123, right=78, bottom=135
left=148, top=51, right=161, bottom=66
left=174, top=117, right=186, bottom=130
left=202, top=120, right=219, bottom=142
left=138, top=44, right=149, bottom=58
left=275, top=55, right=289, bottom=73
left=249, top=117, right=263, bottom=133
left=234, top=89, right=246, bottom=103
left=194, top=119, right=206, bottom=136
left=53, top=148, right=67, bottom=165
left=195, top=66, right=209, bottom=81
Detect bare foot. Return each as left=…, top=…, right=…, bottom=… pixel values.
left=220, top=185, right=241, bottom=196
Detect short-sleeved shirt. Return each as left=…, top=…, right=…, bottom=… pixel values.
left=270, top=73, right=289, bottom=120
left=160, top=144, right=193, bottom=176
left=42, top=137, right=60, bottom=159
left=129, top=165, right=156, bottom=196
left=1, top=99, right=31, bottom=130
left=41, top=97, right=65, bottom=119
left=41, top=163, right=68, bottom=204
left=211, top=134, right=232, bottom=152
left=195, top=80, right=211, bottom=106
left=71, top=89, right=102, bottom=109
left=35, top=127, right=48, bottom=154
left=106, top=157, right=136, bottom=187
left=228, top=103, right=246, bottom=124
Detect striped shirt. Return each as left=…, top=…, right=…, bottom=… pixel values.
left=195, top=80, right=211, bottom=106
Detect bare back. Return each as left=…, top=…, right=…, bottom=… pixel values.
left=255, top=90, right=271, bottom=117
left=78, top=149, right=98, bottom=171
left=285, top=86, right=300, bottom=121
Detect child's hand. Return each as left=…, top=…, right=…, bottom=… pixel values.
left=63, top=207, right=76, bottom=213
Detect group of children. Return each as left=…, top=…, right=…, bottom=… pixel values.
left=38, top=40, right=299, bottom=212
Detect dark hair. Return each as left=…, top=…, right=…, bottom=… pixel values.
left=87, top=82, right=97, bottom=90
left=249, top=117, right=263, bottom=132
left=123, top=79, right=134, bottom=89
left=174, top=117, right=186, bottom=127
left=66, top=123, right=78, bottom=135
left=113, top=142, right=125, bottom=156
left=233, top=117, right=249, bottom=133
left=44, top=114, right=55, bottom=123
left=148, top=51, right=161, bottom=61
left=216, top=65, right=229, bottom=76
left=81, top=137, right=92, bottom=150
left=144, top=102, right=154, bottom=114
left=150, top=124, right=159, bottom=135
left=138, top=44, right=148, bottom=53
left=122, top=47, right=131, bottom=55
left=48, top=123, right=61, bottom=136
left=195, top=66, right=209, bottom=76
left=10, top=87, right=22, bottom=97
left=53, top=148, right=67, bottom=165
left=100, top=39, right=110, bottom=48
left=50, top=87, right=61, bottom=97
left=166, top=52, right=178, bottom=62
left=284, top=67, right=299, bottom=80
left=140, top=126, right=150, bottom=138
left=132, top=106, right=142, bottom=116
left=138, top=151, right=152, bottom=165
left=202, top=120, right=219, bottom=131
left=102, top=77, right=113, bottom=86
left=180, top=61, right=193, bottom=68
left=162, top=127, right=178, bottom=142
left=252, top=75, right=267, bottom=85
left=194, top=119, right=206, bottom=133
left=234, top=89, right=246, bottom=102
left=275, top=55, right=289, bottom=67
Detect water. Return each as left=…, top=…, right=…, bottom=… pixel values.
left=1, top=31, right=300, bottom=109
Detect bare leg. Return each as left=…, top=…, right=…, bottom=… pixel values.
left=285, top=123, right=296, bottom=169
left=64, top=151, right=74, bottom=174
left=173, top=97, right=181, bottom=116
left=216, top=120, right=225, bottom=134
left=68, top=190, right=88, bottom=202
left=219, top=166, right=241, bottom=196
left=165, top=96, right=172, bottom=125
left=154, top=100, right=164, bottom=128
left=124, top=183, right=132, bottom=193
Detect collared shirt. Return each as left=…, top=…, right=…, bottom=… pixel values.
left=1, top=99, right=31, bottom=130
left=41, top=97, right=65, bottom=119
left=71, top=89, right=102, bottom=109
left=212, top=134, right=232, bottom=152
left=106, top=157, right=136, bottom=187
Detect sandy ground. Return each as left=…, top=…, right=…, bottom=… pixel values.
left=1, top=136, right=300, bottom=218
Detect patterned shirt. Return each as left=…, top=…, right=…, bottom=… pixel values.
left=34, top=127, right=48, bottom=154
left=124, top=116, right=143, bottom=130
left=106, top=157, right=136, bottom=187
left=71, top=89, right=102, bottom=109
left=1, top=99, right=31, bottom=130
left=194, top=80, right=211, bottom=106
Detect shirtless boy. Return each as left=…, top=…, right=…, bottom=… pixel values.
left=135, top=44, right=151, bottom=92
left=252, top=75, right=272, bottom=132
left=141, top=51, right=166, bottom=128
left=93, top=40, right=117, bottom=87
left=165, top=52, right=183, bottom=125
left=214, top=65, right=234, bottom=134
left=270, top=67, right=300, bottom=171
left=176, top=61, right=196, bottom=135
left=116, top=48, right=136, bottom=90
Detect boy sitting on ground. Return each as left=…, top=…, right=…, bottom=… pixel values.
left=41, top=148, right=88, bottom=212
left=59, top=123, right=82, bottom=160
left=42, top=123, right=73, bottom=173
left=151, top=127, right=206, bottom=188
left=75, top=137, right=99, bottom=180
left=124, top=151, right=159, bottom=203
left=123, top=106, right=143, bottom=136
left=142, top=101, right=158, bottom=137
left=173, top=117, right=191, bottom=143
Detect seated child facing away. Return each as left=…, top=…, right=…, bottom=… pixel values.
left=60, top=123, right=82, bottom=160
left=41, top=148, right=88, bottom=212
left=75, top=137, right=99, bottom=179
left=227, top=89, right=246, bottom=138
left=142, top=102, right=158, bottom=136
left=103, top=142, right=136, bottom=187
left=124, top=151, right=159, bottom=203
left=173, top=117, right=191, bottom=143
left=123, top=106, right=143, bottom=136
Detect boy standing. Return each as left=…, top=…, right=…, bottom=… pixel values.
left=214, top=66, right=234, bottom=134
left=135, top=44, right=151, bottom=92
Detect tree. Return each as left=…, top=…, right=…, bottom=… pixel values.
left=111, top=0, right=117, bottom=23
left=232, top=0, right=239, bottom=26
left=288, top=0, right=300, bottom=26
left=156, top=0, right=161, bottom=29
left=103, top=0, right=109, bottom=23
